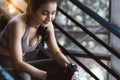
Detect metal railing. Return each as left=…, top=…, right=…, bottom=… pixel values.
left=58, top=42, right=99, bottom=80
left=69, top=0, right=120, bottom=39
left=54, top=0, right=120, bottom=79
left=53, top=22, right=120, bottom=79
left=57, top=7, right=120, bottom=59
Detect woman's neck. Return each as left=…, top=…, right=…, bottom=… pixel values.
left=27, top=14, right=40, bottom=29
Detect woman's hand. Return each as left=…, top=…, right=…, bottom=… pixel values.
left=64, top=63, right=80, bottom=80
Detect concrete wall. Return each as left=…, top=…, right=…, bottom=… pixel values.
left=110, top=0, right=120, bottom=80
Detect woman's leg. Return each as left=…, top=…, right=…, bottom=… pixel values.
left=5, top=69, right=31, bottom=80
left=0, top=55, right=31, bottom=80
left=27, top=59, right=66, bottom=80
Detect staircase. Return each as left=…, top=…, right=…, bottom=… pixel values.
left=0, top=0, right=120, bottom=80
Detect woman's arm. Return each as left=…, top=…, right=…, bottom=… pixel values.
left=8, top=20, right=47, bottom=79
left=46, top=22, right=69, bottom=68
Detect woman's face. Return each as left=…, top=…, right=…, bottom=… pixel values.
left=34, top=2, right=57, bottom=27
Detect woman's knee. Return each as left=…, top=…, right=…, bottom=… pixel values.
left=8, top=71, right=31, bottom=80
left=17, top=72, right=31, bottom=80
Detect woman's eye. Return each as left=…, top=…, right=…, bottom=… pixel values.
left=42, top=12, right=48, bottom=15
left=52, top=13, right=55, bottom=15
left=52, top=12, right=56, bottom=15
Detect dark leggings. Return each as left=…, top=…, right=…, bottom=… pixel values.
left=0, top=55, right=65, bottom=80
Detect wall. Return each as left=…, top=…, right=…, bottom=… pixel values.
left=110, top=0, right=120, bottom=80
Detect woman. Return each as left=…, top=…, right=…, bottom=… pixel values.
left=0, top=0, right=79, bottom=80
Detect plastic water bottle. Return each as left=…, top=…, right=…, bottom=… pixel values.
left=71, top=71, right=81, bottom=80
left=0, top=66, right=14, bottom=80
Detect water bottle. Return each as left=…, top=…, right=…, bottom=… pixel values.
left=0, top=66, right=14, bottom=80
left=71, top=71, right=81, bottom=80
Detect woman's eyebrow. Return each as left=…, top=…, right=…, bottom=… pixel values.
left=42, top=10, right=56, bottom=13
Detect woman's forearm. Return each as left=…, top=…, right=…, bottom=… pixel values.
left=52, top=52, right=69, bottom=68
left=13, top=61, right=47, bottom=79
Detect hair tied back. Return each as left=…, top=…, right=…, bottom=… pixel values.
left=26, top=0, right=32, bottom=14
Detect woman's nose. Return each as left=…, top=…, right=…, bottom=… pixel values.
left=46, top=14, right=52, bottom=22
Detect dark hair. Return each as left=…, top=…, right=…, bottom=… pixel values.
left=27, top=0, right=58, bottom=13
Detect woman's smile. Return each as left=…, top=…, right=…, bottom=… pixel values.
left=42, top=21, right=50, bottom=26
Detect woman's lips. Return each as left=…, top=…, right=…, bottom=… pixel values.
left=43, top=21, right=49, bottom=24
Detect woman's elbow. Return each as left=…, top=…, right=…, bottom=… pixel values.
left=12, top=60, right=24, bottom=71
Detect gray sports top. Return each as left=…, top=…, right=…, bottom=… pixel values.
left=22, top=18, right=49, bottom=53
left=21, top=22, right=39, bottom=53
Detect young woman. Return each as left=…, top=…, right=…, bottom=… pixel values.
left=0, top=0, right=79, bottom=80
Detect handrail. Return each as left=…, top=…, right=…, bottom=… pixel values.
left=57, top=7, right=120, bottom=59
left=69, top=0, right=120, bottom=39
left=58, top=43, right=99, bottom=80
left=6, top=0, right=24, bottom=13
left=79, top=27, right=104, bottom=43
left=66, top=50, right=110, bottom=60
left=53, top=22, right=120, bottom=79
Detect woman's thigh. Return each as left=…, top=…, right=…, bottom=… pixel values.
left=4, top=68, right=31, bottom=80
left=27, top=59, right=64, bottom=72
left=27, top=59, right=66, bottom=80
left=0, top=55, right=12, bottom=68
left=0, top=55, right=65, bottom=80
left=0, top=55, right=31, bottom=80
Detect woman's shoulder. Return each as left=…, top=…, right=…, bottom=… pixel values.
left=6, top=13, right=27, bottom=35
left=8, top=13, right=27, bottom=28
left=9, top=13, right=26, bottom=23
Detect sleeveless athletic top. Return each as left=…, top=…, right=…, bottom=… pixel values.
left=21, top=21, right=39, bottom=53
left=0, top=18, right=48, bottom=54
left=21, top=19, right=49, bottom=53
